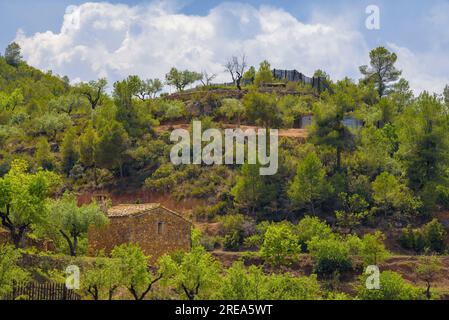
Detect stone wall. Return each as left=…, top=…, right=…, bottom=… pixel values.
left=0, top=229, right=55, bottom=251
left=88, top=207, right=191, bottom=261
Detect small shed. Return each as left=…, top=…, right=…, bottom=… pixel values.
left=88, top=204, right=191, bottom=261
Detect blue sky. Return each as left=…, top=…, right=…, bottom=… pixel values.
left=1, top=0, right=448, bottom=93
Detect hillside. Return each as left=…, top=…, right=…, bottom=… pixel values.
left=1, top=46, right=449, bottom=301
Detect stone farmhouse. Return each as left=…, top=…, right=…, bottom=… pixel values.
left=88, top=203, right=192, bottom=261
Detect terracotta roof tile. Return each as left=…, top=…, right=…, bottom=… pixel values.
left=107, top=203, right=161, bottom=217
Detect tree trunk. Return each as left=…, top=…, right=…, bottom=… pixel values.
left=336, top=146, right=342, bottom=172
left=60, top=230, right=76, bottom=257
left=236, top=77, right=242, bottom=91
left=425, top=281, right=431, bottom=299
left=310, top=201, right=316, bottom=216
left=11, top=228, right=26, bottom=248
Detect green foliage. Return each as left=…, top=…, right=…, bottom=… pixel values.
left=0, top=160, right=60, bottom=247
left=95, top=121, right=129, bottom=178
left=79, top=125, right=97, bottom=168
left=243, top=91, right=281, bottom=127
left=260, top=223, right=300, bottom=266
left=218, top=261, right=322, bottom=300
left=35, top=137, right=55, bottom=171
left=4, top=42, right=23, bottom=67
left=232, top=162, right=276, bottom=215
left=359, top=46, right=402, bottom=97
left=360, top=232, right=390, bottom=266
left=0, top=245, right=29, bottom=298
left=218, top=98, right=245, bottom=126
left=254, top=60, right=274, bottom=87
left=372, top=172, right=421, bottom=217
left=61, top=128, right=79, bottom=176
left=159, top=245, right=221, bottom=300
left=112, top=244, right=163, bottom=300
left=288, top=152, right=333, bottom=214
left=308, top=236, right=354, bottom=276
left=46, top=192, right=108, bottom=256
left=165, top=68, right=202, bottom=92
left=74, top=78, right=107, bottom=110
left=358, top=271, right=423, bottom=300
left=416, top=256, right=443, bottom=299
left=400, top=219, right=447, bottom=254
left=83, top=256, right=122, bottom=300
left=296, top=216, right=333, bottom=252
left=219, top=214, right=251, bottom=251
left=335, top=193, right=370, bottom=234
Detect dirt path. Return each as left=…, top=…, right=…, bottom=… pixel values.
left=156, top=123, right=309, bottom=139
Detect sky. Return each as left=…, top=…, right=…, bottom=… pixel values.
left=0, top=0, right=448, bottom=94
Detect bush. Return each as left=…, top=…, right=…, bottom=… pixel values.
left=308, top=237, right=353, bottom=276
left=400, top=219, right=447, bottom=254
left=260, top=223, right=300, bottom=266
left=358, top=271, right=423, bottom=300
left=296, top=216, right=333, bottom=252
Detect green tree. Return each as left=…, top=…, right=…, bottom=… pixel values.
left=359, top=47, right=402, bottom=97
left=231, top=162, right=275, bottom=215
left=308, top=236, right=353, bottom=276
left=35, top=137, right=55, bottom=171
left=0, top=245, right=29, bottom=297
left=4, top=42, right=23, bottom=67
left=443, top=85, right=449, bottom=106
left=335, top=193, right=370, bottom=234
left=61, top=128, right=79, bottom=176
left=79, top=125, right=98, bottom=184
left=165, top=68, right=202, bottom=92
left=260, top=223, right=300, bottom=266
left=360, top=232, right=390, bottom=266
left=421, top=219, right=447, bottom=254
left=243, top=91, right=281, bottom=128
left=47, top=193, right=108, bottom=256
left=0, top=160, right=59, bottom=247
left=397, top=93, right=449, bottom=208
left=296, top=216, right=333, bottom=252
left=310, top=102, right=353, bottom=172
left=219, top=261, right=265, bottom=300
left=417, top=256, right=443, bottom=299
left=254, top=60, right=274, bottom=87
left=372, top=172, right=420, bottom=216
left=242, top=66, right=256, bottom=85
left=83, top=256, right=122, bottom=300
left=358, top=271, right=422, bottom=300
left=159, top=245, right=221, bottom=300
left=288, top=153, right=332, bottom=215
left=127, top=75, right=163, bottom=100
left=95, top=121, right=129, bottom=179
left=75, top=78, right=108, bottom=110
left=112, top=244, right=163, bottom=300
left=218, top=98, right=245, bottom=127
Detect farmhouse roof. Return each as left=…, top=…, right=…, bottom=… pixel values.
left=107, top=203, right=191, bottom=224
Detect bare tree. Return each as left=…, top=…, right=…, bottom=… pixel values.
left=225, top=54, right=247, bottom=90
left=200, top=71, right=217, bottom=87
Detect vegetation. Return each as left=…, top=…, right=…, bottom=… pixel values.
left=0, top=43, right=448, bottom=300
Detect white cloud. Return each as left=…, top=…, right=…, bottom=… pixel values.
left=14, top=1, right=448, bottom=94
left=388, top=43, right=449, bottom=95
left=15, top=1, right=369, bottom=90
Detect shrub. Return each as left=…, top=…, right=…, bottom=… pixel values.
left=296, top=216, right=333, bottom=252
left=260, top=223, right=300, bottom=266
left=308, top=237, right=353, bottom=276
left=400, top=219, right=447, bottom=254
left=360, top=232, right=390, bottom=266
left=358, top=271, right=423, bottom=300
